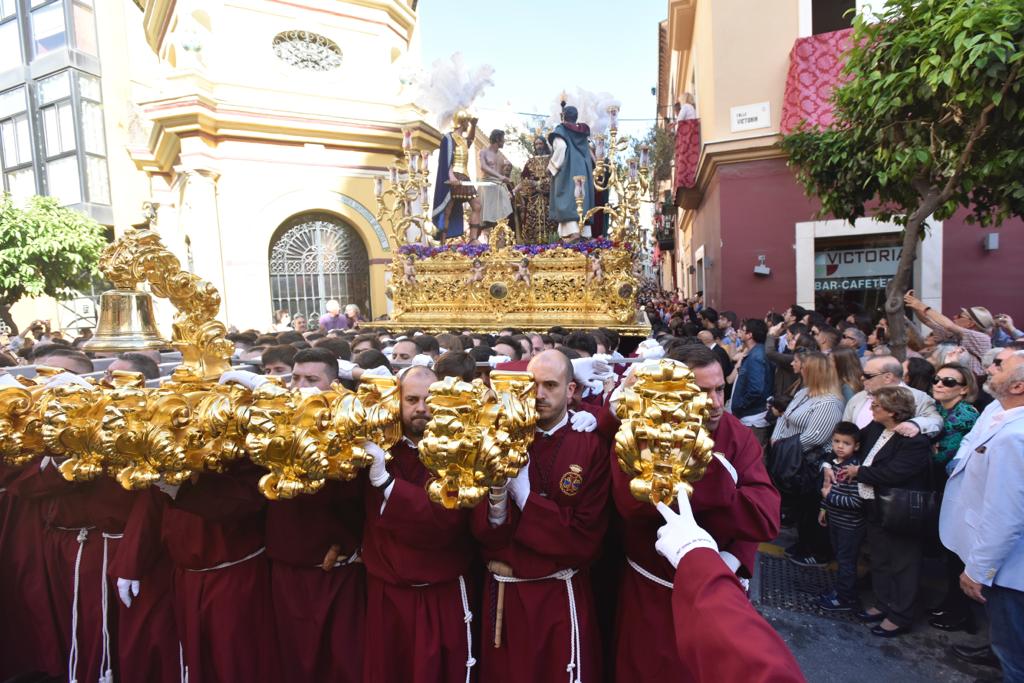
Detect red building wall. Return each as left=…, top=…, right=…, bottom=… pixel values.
left=716, top=158, right=818, bottom=319
left=941, top=210, right=1024, bottom=321
left=692, top=157, right=1022, bottom=323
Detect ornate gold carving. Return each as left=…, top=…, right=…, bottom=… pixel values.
left=614, top=360, right=716, bottom=505
left=419, top=373, right=536, bottom=509
left=327, top=375, right=402, bottom=481
left=96, top=228, right=233, bottom=381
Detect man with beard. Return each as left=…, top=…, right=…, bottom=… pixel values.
left=609, top=345, right=781, bottom=682
left=940, top=348, right=1024, bottom=678
left=475, top=350, right=610, bottom=682
left=361, top=365, right=478, bottom=682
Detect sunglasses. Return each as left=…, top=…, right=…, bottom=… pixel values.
left=932, top=376, right=965, bottom=388
left=860, top=371, right=882, bottom=381
left=843, top=335, right=859, bottom=341
left=992, top=358, right=1003, bottom=368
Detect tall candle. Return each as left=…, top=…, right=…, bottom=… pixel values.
left=607, top=106, right=619, bottom=130
left=639, top=145, right=650, bottom=167
left=374, top=177, right=384, bottom=198
left=402, top=128, right=413, bottom=149
left=573, top=175, right=584, bottom=198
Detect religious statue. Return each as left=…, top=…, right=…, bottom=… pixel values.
left=586, top=251, right=604, bottom=287
left=548, top=104, right=595, bottom=242
left=465, top=258, right=486, bottom=286
left=514, top=135, right=556, bottom=244
left=477, top=129, right=515, bottom=244
left=431, top=110, right=483, bottom=243
left=514, top=258, right=532, bottom=287
left=403, top=255, right=418, bottom=285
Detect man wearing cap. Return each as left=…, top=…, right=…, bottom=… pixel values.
left=904, top=291, right=992, bottom=379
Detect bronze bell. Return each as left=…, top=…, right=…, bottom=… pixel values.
left=84, top=289, right=168, bottom=353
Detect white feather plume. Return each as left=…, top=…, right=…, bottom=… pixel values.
left=412, top=53, right=495, bottom=130
left=546, top=88, right=621, bottom=134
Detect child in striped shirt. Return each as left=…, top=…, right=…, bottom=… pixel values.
left=817, top=421, right=865, bottom=611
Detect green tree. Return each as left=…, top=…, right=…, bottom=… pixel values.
left=781, top=0, right=1024, bottom=358
left=0, top=194, right=108, bottom=335
left=635, top=124, right=675, bottom=200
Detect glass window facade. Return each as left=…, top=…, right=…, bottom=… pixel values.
left=0, top=1, right=108, bottom=210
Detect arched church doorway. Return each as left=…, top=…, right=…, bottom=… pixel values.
left=268, top=212, right=371, bottom=324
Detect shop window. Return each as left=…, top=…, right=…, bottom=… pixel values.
left=0, top=18, right=20, bottom=72
left=31, top=0, right=66, bottom=57
left=0, top=86, right=36, bottom=201
left=71, top=0, right=96, bottom=56
left=46, top=154, right=80, bottom=205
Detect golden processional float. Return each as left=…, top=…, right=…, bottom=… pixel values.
left=0, top=107, right=717, bottom=509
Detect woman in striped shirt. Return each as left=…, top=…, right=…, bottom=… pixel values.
left=772, top=351, right=846, bottom=566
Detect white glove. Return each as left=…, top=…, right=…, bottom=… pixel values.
left=381, top=346, right=395, bottom=360
left=155, top=481, right=180, bottom=499
left=410, top=354, right=434, bottom=368
left=361, top=366, right=393, bottom=379
left=719, top=551, right=741, bottom=574
left=43, top=373, right=95, bottom=390
left=487, top=355, right=512, bottom=368
left=365, top=442, right=389, bottom=487
left=218, top=370, right=269, bottom=390
left=637, top=339, right=665, bottom=360
left=570, top=410, right=597, bottom=433
left=655, top=489, right=718, bottom=569
left=507, top=461, right=531, bottom=510
left=116, top=578, right=140, bottom=608
left=337, top=359, right=358, bottom=380
left=0, top=373, right=22, bottom=388
left=571, top=357, right=598, bottom=382
left=712, top=453, right=738, bottom=485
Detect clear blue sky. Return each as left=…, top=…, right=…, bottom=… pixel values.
left=418, top=0, right=666, bottom=137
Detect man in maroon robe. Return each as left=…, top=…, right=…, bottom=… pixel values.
left=161, top=459, right=280, bottom=682
left=109, top=487, right=184, bottom=683
left=473, top=349, right=611, bottom=683
left=0, top=461, right=65, bottom=679
left=611, top=346, right=781, bottom=682
left=265, top=478, right=365, bottom=683
left=8, top=456, right=137, bottom=683
left=656, top=489, right=805, bottom=682
left=361, top=365, right=478, bottom=683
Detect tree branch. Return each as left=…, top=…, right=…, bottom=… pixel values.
left=939, top=61, right=1022, bottom=201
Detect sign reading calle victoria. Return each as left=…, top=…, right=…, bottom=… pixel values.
left=814, top=245, right=902, bottom=292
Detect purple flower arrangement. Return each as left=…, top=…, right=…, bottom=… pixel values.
left=399, top=238, right=623, bottom=260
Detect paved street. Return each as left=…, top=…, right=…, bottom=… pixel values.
left=754, top=531, right=1001, bottom=682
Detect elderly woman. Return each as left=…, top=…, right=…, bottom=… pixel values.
left=927, top=363, right=980, bottom=634
left=772, top=351, right=845, bottom=566
left=839, top=385, right=931, bottom=637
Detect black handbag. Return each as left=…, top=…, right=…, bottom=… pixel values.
left=875, top=460, right=939, bottom=536
left=767, top=433, right=824, bottom=495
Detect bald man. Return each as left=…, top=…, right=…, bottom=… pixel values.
left=474, top=350, right=611, bottom=682
left=362, top=365, right=478, bottom=682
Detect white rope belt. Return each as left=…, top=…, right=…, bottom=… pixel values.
left=99, top=533, right=122, bottom=683
left=493, top=569, right=581, bottom=683
left=458, top=575, right=477, bottom=683
left=185, top=546, right=265, bottom=573
left=407, top=575, right=477, bottom=682
left=627, top=557, right=674, bottom=590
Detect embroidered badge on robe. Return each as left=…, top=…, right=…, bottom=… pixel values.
left=559, top=464, right=583, bottom=496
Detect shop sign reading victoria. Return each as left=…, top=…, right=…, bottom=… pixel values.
left=814, top=246, right=902, bottom=292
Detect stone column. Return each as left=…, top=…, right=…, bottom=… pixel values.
left=176, top=167, right=229, bottom=320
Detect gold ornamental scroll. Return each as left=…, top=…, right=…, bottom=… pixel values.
left=419, top=372, right=536, bottom=510
left=614, top=359, right=717, bottom=506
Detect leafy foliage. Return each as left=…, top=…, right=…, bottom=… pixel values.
left=782, top=0, right=1024, bottom=228
left=635, top=124, right=675, bottom=198
left=780, top=0, right=1024, bottom=357
left=0, top=194, right=108, bottom=309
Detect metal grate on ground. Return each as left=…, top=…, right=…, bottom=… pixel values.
left=755, top=553, right=861, bottom=624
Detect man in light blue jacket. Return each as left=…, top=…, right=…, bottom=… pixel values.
left=940, top=348, right=1024, bottom=680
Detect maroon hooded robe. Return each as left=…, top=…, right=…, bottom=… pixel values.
left=472, top=419, right=610, bottom=683
left=361, top=440, right=477, bottom=683
left=611, top=411, right=781, bottom=682
left=265, top=479, right=365, bottom=683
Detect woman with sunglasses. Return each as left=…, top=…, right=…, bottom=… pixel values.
left=927, top=363, right=980, bottom=634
